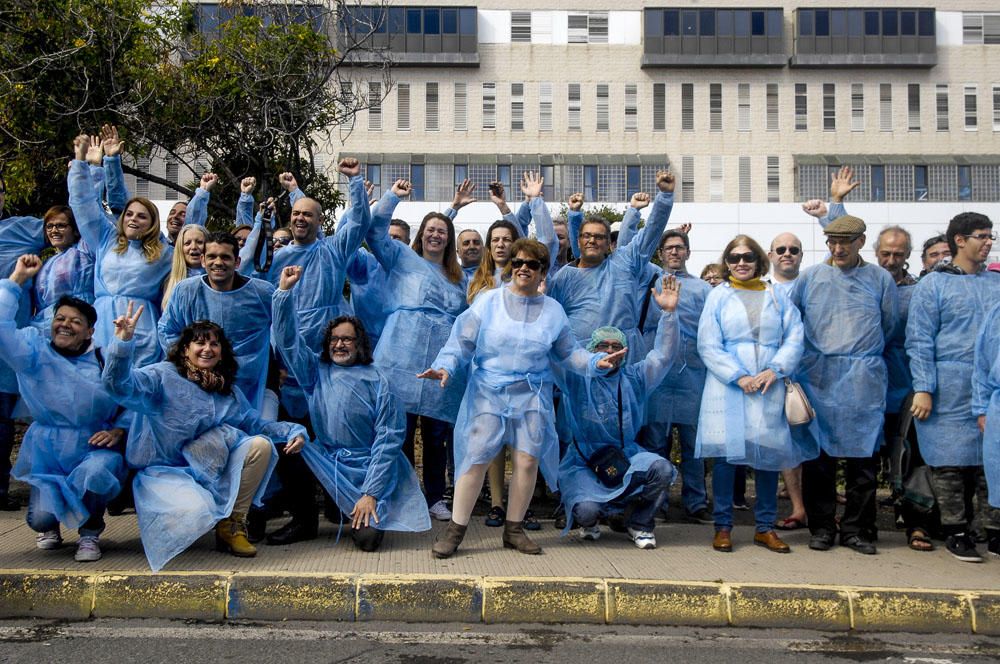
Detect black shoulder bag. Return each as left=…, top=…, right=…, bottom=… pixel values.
left=573, top=379, right=630, bottom=488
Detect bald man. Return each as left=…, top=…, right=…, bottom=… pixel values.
left=768, top=232, right=804, bottom=297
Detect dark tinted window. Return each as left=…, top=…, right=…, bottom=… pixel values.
left=870, top=166, right=885, bottom=201
left=900, top=11, right=916, bottom=36
left=918, top=10, right=935, bottom=36
left=406, top=8, right=421, bottom=34
left=682, top=10, right=697, bottom=36
left=388, top=8, right=404, bottom=33
left=752, top=11, right=765, bottom=36
left=799, top=10, right=813, bottom=36
left=443, top=9, right=457, bottom=34
left=815, top=10, right=829, bottom=36
left=883, top=10, right=898, bottom=36
left=424, top=8, right=439, bottom=35
left=700, top=10, right=715, bottom=36
left=865, top=10, right=879, bottom=36
left=664, top=10, right=679, bottom=36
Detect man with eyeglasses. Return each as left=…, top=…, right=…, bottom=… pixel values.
left=906, top=213, right=1000, bottom=562
left=791, top=215, right=899, bottom=555
left=0, top=174, right=47, bottom=511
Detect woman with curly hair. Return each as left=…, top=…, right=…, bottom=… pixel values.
left=103, top=307, right=306, bottom=572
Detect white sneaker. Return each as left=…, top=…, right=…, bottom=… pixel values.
left=428, top=500, right=452, bottom=522
left=74, top=535, right=102, bottom=562
left=628, top=527, right=656, bottom=550
left=35, top=529, right=62, bottom=550
left=579, top=525, right=601, bottom=541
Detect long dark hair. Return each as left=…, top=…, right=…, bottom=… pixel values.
left=468, top=219, right=520, bottom=303
left=320, top=316, right=374, bottom=365
left=412, top=212, right=463, bottom=284
left=166, top=321, right=238, bottom=394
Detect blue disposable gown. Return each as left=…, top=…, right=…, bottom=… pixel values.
left=102, top=338, right=306, bottom=572
left=791, top=261, right=898, bottom=457
left=0, top=280, right=125, bottom=528
left=905, top=270, right=1000, bottom=467
left=433, top=286, right=605, bottom=488
left=884, top=282, right=916, bottom=414
left=548, top=191, right=674, bottom=362
left=644, top=268, right=712, bottom=427
left=367, top=192, right=469, bottom=423
left=0, top=215, right=46, bottom=391
left=69, top=160, right=173, bottom=368
left=158, top=274, right=275, bottom=410
left=973, top=302, right=1000, bottom=507
left=271, top=288, right=430, bottom=532
left=695, top=284, right=815, bottom=470
left=558, top=310, right=680, bottom=530
left=31, top=241, right=96, bottom=332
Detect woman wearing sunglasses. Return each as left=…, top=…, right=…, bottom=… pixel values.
left=696, top=235, right=812, bottom=554
left=418, top=239, right=626, bottom=558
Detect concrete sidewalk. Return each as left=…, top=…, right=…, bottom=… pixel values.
left=1, top=508, right=998, bottom=631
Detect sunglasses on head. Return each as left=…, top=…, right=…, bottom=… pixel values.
left=725, top=252, right=756, bottom=265
left=511, top=258, right=542, bottom=271
left=773, top=245, right=800, bottom=256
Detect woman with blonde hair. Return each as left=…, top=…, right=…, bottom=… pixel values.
left=67, top=134, right=173, bottom=367
left=161, top=225, right=209, bottom=309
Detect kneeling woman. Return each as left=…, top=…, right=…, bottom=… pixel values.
left=419, top=239, right=624, bottom=557
left=271, top=266, right=430, bottom=551
left=696, top=235, right=810, bottom=554
left=103, top=306, right=306, bottom=572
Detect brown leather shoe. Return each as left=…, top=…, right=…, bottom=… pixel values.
left=712, top=529, right=732, bottom=552
left=432, top=520, right=468, bottom=559
left=754, top=530, right=791, bottom=553
left=502, top=520, right=542, bottom=555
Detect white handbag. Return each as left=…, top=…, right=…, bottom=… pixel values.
left=784, top=378, right=815, bottom=426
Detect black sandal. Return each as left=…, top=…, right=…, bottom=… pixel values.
left=523, top=509, right=541, bottom=531
left=485, top=505, right=506, bottom=527
left=908, top=528, right=934, bottom=551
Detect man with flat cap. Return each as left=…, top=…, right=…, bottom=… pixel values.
left=790, top=215, right=899, bottom=555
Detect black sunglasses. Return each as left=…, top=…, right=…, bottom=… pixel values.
left=511, top=258, right=542, bottom=271
left=725, top=252, right=757, bottom=265
left=774, top=245, right=800, bottom=256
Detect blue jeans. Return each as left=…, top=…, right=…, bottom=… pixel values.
left=712, top=460, right=778, bottom=533
left=0, top=391, right=17, bottom=497
left=572, top=459, right=673, bottom=531
left=26, top=487, right=106, bottom=538
left=641, top=422, right=707, bottom=513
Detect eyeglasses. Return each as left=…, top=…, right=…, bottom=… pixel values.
left=965, top=232, right=997, bottom=242
left=510, top=258, right=542, bottom=271
left=773, top=245, right=800, bottom=256
left=329, top=335, right=357, bottom=346
left=660, top=244, right=687, bottom=254
left=45, top=223, right=72, bottom=232
left=273, top=236, right=291, bottom=246
left=580, top=232, right=608, bottom=243
left=825, top=236, right=861, bottom=249
left=594, top=341, right=624, bottom=352
left=725, top=252, right=757, bottom=265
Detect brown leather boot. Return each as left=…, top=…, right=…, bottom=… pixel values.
left=712, top=529, right=733, bottom=552
left=502, top=520, right=542, bottom=555
left=216, top=512, right=257, bottom=558
left=432, top=520, right=468, bottom=559
left=754, top=530, right=791, bottom=553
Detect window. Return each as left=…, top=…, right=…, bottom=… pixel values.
left=710, top=83, right=722, bottom=132
left=482, top=82, right=496, bottom=130
left=766, top=156, right=779, bottom=202
left=914, top=165, right=928, bottom=201
left=870, top=165, right=886, bottom=201
left=568, top=83, right=582, bottom=130
left=626, top=166, right=641, bottom=200
left=454, top=164, right=468, bottom=188
left=136, top=157, right=150, bottom=197
left=511, top=83, right=524, bottom=131
left=410, top=164, right=425, bottom=201
left=766, top=84, right=778, bottom=132
left=907, top=84, right=920, bottom=131
left=164, top=162, right=178, bottom=200
left=709, top=155, right=724, bottom=202
left=823, top=83, right=835, bottom=131
left=851, top=84, right=864, bottom=132
left=454, top=83, right=467, bottom=131
left=681, top=83, right=694, bottom=131
left=624, top=84, right=638, bottom=132
left=965, top=85, right=978, bottom=130
left=958, top=165, right=973, bottom=201
left=568, top=11, right=608, bottom=43
left=511, top=11, right=531, bottom=42
left=794, top=83, right=807, bottom=131
left=596, top=83, right=610, bottom=131
left=936, top=85, right=949, bottom=131
left=539, top=82, right=553, bottom=132
left=368, top=82, right=382, bottom=131
left=396, top=83, right=410, bottom=131
left=879, top=84, right=892, bottom=132
left=963, top=13, right=1000, bottom=44
left=653, top=83, right=666, bottom=131
left=583, top=165, right=597, bottom=201
left=738, top=156, right=751, bottom=202
left=425, top=82, right=439, bottom=131
left=737, top=84, right=750, bottom=132
left=681, top=156, right=695, bottom=203
left=993, top=84, right=1000, bottom=131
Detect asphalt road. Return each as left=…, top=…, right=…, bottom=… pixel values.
left=0, top=620, right=998, bottom=663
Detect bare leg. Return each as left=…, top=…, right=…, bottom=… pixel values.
left=781, top=465, right=807, bottom=523
left=506, top=451, right=539, bottom=522
left=450, top=463, right=489, bottom=526
left=487, top=452, right=505, bottom=509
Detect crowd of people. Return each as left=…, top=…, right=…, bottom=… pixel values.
left=1, top=129, right=999, bottom=572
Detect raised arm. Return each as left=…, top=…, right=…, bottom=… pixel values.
left=633, top=275, right=681, bottom=390
left=102, top=303, right=163, bottom=414
left=67, top=135, right=116, bottom=251
left=567, top=192, right=584, bottom=258
left=0, top=259, right=45, bottom=372
left=236, top=177, right=256, bottom=228
left=621, top=171, right=675, bottom=277
left=100, top=124, right=129, bottom=214
left=443, top=179, right=476, bottom=220
left=616, top=192, right=649, bottom=249
left=270, top=268, right=320, bottom=394
left=184, top=173, right=217, bottom=229
left=325, top=158, right=371, bottom=262
left=520, top=172, right=558, bottom=271
left=365, top=180, right=411, bottom=272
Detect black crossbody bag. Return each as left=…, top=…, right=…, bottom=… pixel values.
left=573, top=379, right=629, bottom=488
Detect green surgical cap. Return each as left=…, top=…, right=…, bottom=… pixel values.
left=586, top=326, right=626, bottom=352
